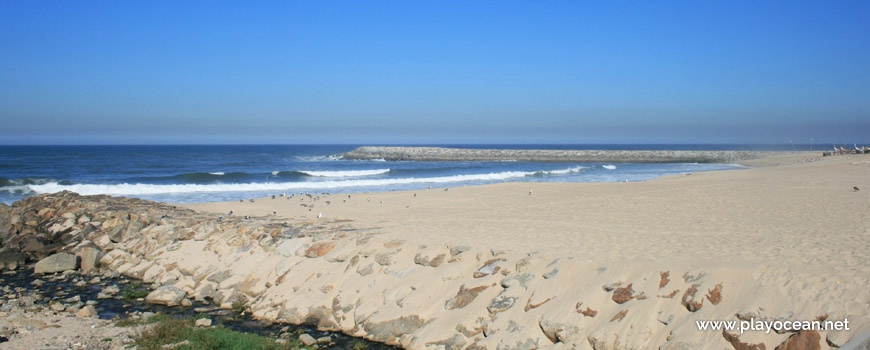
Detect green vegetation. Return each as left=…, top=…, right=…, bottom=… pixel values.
left=131, top=316, right=301, bottom=350
left=120, top=282, right=149, bottom=300
left=350, top=338, right=369, bottom=350
left=231, top=300, right=249, bottom=314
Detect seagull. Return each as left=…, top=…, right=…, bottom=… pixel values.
left=244, top=215, right=250, bottom=219
left=271, top=195, right=276, bottom=199
left=249, top=198, right=255, bottom=203
left=529, top=190, right=533, bottom=195
left=854, top=186, right=861, bottom=192
left=272, top=211, right=276, bottom=215
left=228, top=210, right=233, bottom=215
left=218, top=215, right=223, bottom=221
left=317, top=213, right=322, bottom=219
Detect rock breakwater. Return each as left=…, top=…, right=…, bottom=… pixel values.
left=1, top=192, right=865, bottom=349
left=341, top=146, right=792, bottom=163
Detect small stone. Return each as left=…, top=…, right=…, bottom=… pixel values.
left=445, top=284, right=490, bottom=310
left=602, top=282, right=622, bottom=292
left=316, top=336, right=332, bottom=344
left=181, top=298, right=193, bottom=307
left=487, top=293, right=516, bottom=314
left=305, top=241, right=337, bottom=258
left=50, top=302, right=66, bottom=312
left=194, top=318, right=212, bottom=327
left=449, top=246, right=470, bottom=257
left=299, top=334, right=317, bottom=346
left=612, top=283, right=634, bottom=304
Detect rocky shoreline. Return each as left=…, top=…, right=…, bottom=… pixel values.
left=340, top=146, right=802, bottom=163
left=1, top=192, right=867, bottom=349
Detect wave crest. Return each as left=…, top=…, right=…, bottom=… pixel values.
left=298, top=169, right=391, bottom=177
left=26, top=166, right=586, bottom=196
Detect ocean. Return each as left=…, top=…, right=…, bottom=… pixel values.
left=0, top=144, right=809, bottom=205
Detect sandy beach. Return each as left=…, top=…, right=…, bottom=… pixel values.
left=174, top=152, right=869, bottom=348
left=2, top=152, right=866, bottom=349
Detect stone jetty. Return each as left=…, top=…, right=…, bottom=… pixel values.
left=341, top=146, right=789, bottom=163
left=1, top=192, right=865, bottom=349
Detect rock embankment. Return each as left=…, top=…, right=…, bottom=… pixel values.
left=1, top=192, right=866, bottom=349
left=341, top=146, right=797, bottom=163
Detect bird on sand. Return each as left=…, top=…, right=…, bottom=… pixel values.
left=854, top=186, right=861, bottom=192
left=228, top=210, right=233, bottom=215
left=317, top=213, right=322, bottom=219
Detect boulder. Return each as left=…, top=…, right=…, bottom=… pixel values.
left=34, top=253, right=79, bottom=274
left=77, top=248, right=102, bottom=273
left=194, top=318, right=213, bottom=327
left=145, top=285, right=187, bottom=306
left=0, top=251, right=28, bottom=270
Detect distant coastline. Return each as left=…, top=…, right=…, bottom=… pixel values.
left=341, top=146, right=809, bottom=163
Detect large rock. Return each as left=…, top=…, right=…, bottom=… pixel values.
left=34, top=252, right=79, bottom=274
left=0, top=251, right=28, bottom=270
left=363, top=315, right=426, bottom=343
left=77, top=248, right=102, bottom=273
left=837, top=330, right=870, bottom=350
left=145, top=285, right=187, bottom=306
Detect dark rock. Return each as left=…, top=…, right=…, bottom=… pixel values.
left=0, top=251, right=28, bottom=270
left=723, top=330, right=766, bottom=350
left=681, top=284, right=704, bottom=312
left=445, top=284, right=490, bottom=310
left=775, top=330, right=821, bottom=350
left=612, top=283, right=634, bottom=304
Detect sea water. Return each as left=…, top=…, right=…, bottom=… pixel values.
left=0, top=144, right=797, bottom=205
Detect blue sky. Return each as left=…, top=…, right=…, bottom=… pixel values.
left=0, top=1, right=867, bottom=144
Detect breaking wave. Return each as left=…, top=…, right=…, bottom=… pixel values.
left=26, top=166, right=587, bottom=196
left=297, top=169, right=391, bottom=177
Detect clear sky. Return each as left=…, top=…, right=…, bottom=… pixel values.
left=1, top=1, right=868, bottom=145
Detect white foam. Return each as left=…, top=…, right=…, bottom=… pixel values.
left=209, top=172, right=225, bottom=176
left=27, top=166, right=586, bottom=196
left=299, top=169, right=391, bottom=177
left=295, top=155, right=344, bottom=162
left=602, top=165, right=616, bottom=170
left=540, top=166, right=585, bottom=175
